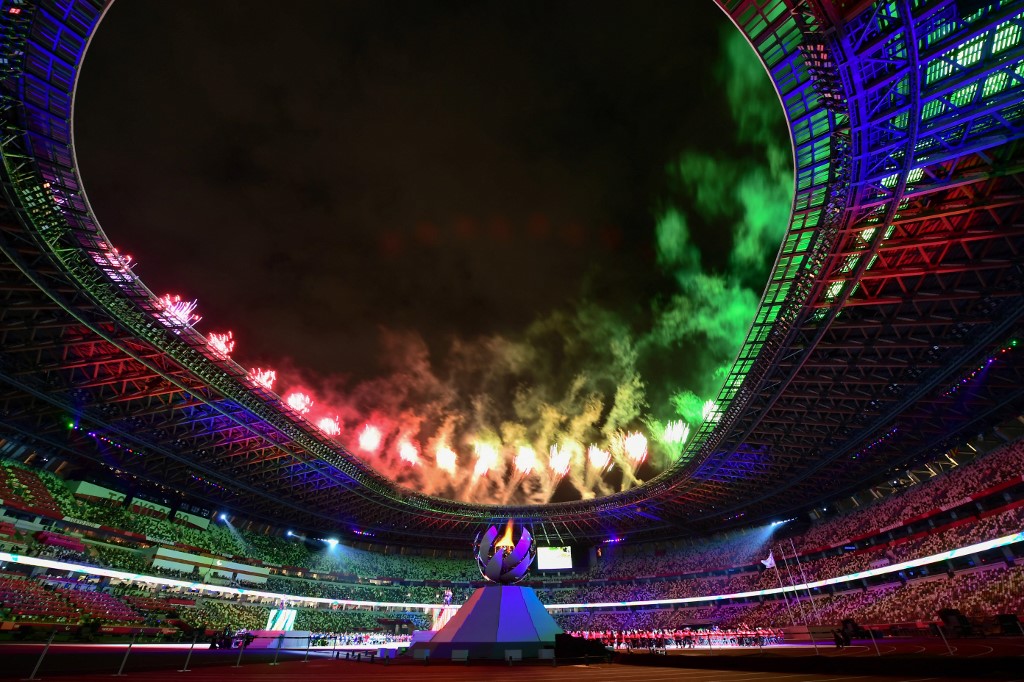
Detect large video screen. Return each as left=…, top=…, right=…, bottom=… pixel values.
left=536, top=545, right=573, bottom=570
left=266, top=608, right=297, bottom=631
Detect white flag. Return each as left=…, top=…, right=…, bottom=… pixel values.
left=761, top=551, right=776, bottom=569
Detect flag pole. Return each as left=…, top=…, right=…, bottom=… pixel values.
left=768, top=552, right=796, bottom=627
left=790, top=537, right=822, bottom=625
left=779, top=544, right=820, bottom=655
left=778, top=545, right=809, bottom=626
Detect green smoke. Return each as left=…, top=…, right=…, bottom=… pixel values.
left=313, top=28, right=792, bottom=504
left=648, top=28, right=792, bottom=430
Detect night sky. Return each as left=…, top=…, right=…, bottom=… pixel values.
left=75, top=1, right=792, bottom=504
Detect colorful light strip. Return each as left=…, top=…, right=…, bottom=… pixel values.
left=1, top=531, right=1020, bottom=612
left=69, top=424, right=145, bottom=457
left=942, top=340, right=1018, bottom=397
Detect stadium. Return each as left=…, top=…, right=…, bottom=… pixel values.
left=0, top=0, right=1023, bottom=680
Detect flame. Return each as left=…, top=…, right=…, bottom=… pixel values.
left=494, top=519, right=516, bottom=552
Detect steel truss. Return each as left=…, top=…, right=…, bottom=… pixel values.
left=0, top=0, right=1021, bottom=546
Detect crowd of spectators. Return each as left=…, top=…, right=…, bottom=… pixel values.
left=588, top=530, right=775, bottom=579
left=551, top=565, right=1024, bottom=632
left=90, top=544, right=151, bottom=574
left=574, top=437, right=1024, bottom=585
left=560, top=626, right=786, bottom=649
left=799, top=439, right=1024, bottom=551
left=292, top=549, right=477, bottom=582
left=5, top=558, right=1021, bottom=637
left=177, top=601, right=268, bottom=632
left=0, top=463, right=68, bottom=517
left=70, top=503, right=246, bottom=557
left=1, top=433, right=1023, bottom=640
left=294, top=608, right=429, bottom=632
left=535, top=497, right=1023, bottom=606
left=263, top=576, right=472, bottom=604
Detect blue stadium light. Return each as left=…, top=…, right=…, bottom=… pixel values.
left=326, top=537, right=339, bottom=547
left=285, top=530, right=293, bottom=537
left=218, top=512, right=227, bottom=521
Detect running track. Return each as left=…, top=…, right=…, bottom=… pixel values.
left=3, top=638, right=1023, bottom=681
left=9, top=657, right=1020, bottom=682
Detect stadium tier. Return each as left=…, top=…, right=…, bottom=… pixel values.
left=0, top=433, right=1022, bottom=638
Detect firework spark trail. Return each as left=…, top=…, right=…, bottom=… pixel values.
left=358, top=424, right=382, bottom=453
left=317, top=416, right=341, bottom=436
left=155, top=294, right=200, bottom=329
left=285, top=391, right=313, bottom=414
left=663, top=419, right=690, bottom=445
left=434, top=444, right=457, bottom=475
left=495, top=444, right=537, bottom=504
left=472, top=441, right=499, bottom=479
left=624, top=431, right=648, bottom=467
left=549, top=444, right=571, bottom=478
left=607, top=431, right=644, bottom=491
left=398, top=440, right=420, bottom=465
left=248, top=367, right=276, bottom=391
left=514, top=445, right=536, bottom=476
left=587, top=445, right=610, bottom=471
left=207, top=331, right=235, bottom=359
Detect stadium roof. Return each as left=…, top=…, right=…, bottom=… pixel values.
left=0, top=0, right=1022, bottom=546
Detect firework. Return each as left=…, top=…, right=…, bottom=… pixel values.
left=624, top=431, right=648, bottom=466
left=473, top=442, right=499, bottom=478
left=92, top=246, right=134, bottom=282
left=702, top=399, right=719, bottom=422
left=155, top=294, right=201, bottom=329
left=285, top=391, right=313, bottom=414
left=249, top=367, right=276, bottom=391
left=514, top=446, right=537, bottom=475
left=398, top=440, right=420, bottom=465
left=207, top=331, right=235, bottom=359
left=358, top=424, right=382, bottom=453
left=663, top=420, right=690, bottom=445
left=435, top=445, right=457, bottom=475
left=317, top=416, right=341, bottom=436
left=549, top=444, right=571, bottom=477
left=587, top=445, right=611, bottom=471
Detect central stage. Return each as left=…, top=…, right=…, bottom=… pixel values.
left=412, top=585, right=562, bottom=660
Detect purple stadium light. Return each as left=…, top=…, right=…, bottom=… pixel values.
left=474, top=520, right=536, bottom=584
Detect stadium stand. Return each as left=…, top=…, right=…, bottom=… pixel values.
left=0, top=433, right=1022, bottom=639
